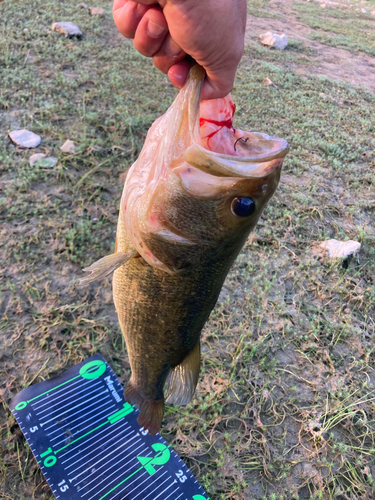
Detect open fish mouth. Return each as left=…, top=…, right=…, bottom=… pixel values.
left=185, top=131, right=289, bottom=178
left=182, top=65, right=289, bottom=179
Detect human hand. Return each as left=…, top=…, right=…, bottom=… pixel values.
left=113, top=0, right=247, bottom=100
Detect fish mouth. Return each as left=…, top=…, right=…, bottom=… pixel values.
left=182, top=65, right=289, bottom=179
left=184, top=133, right=289, bottom=178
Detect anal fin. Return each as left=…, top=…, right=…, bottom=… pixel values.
left=165, top=341, right=200, bottom=406
left=79, top=250, right=137, bottom=285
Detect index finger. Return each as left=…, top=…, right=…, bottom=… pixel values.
left=113, top=0, right=149, bottom=39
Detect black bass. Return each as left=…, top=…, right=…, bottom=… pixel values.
left=81, top=66, right=289, bottom=434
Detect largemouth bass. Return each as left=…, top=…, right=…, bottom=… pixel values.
left=81, top=66, right=289, bottom=434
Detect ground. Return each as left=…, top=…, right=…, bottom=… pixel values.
left=1, top=0, right=375, bottom=499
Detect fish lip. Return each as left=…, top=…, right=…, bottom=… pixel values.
left=184, top=133, right=289, bottom=178
left=208, top=133, right=289, bottom=163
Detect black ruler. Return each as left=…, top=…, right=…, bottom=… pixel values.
left=10, top=354, right=209, bottom=500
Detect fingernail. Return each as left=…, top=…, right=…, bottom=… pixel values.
left=147, top=20, right=166, bottom=38
left=166, top=39, right=182, bottom=58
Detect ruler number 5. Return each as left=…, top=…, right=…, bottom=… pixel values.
left=30, top=426, right=38, bottom=433
left=176, top=470, right=187, bottom=483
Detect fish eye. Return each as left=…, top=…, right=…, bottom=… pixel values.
left=231, top=197, right=256, bottom=217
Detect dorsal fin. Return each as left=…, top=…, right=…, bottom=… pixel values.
left=79, top=250, right=137, bottom=284
left=164, top=342, right=200, bottom=406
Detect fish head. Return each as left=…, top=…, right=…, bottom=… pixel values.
left=122, top=67, right=288, bottom=273
left=128, top=132, right=287, bottom=273
left=164, top=132, right=286, bottom=263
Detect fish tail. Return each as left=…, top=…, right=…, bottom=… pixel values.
left=124, top=380, right=164, bottom=435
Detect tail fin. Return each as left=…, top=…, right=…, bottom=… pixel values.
left=125, top=380, right=164, bottom=435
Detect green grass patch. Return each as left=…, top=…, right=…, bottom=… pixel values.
left=293, top=0, right=375, bottom=56
left=247, top=0, right=281, bottom=18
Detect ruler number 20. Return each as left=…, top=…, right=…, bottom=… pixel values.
left=176, top=470, right=187, bottom=483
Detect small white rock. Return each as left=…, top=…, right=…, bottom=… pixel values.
left=51, top=22, right=83, bottom=38
left=29, top=153, right=46, bottom=166
left=9, top=129, right=41, bottom=148
left=79, top=2, right=88, bottom=8
left=318, top=239, right=361, bottom=259
left=263, top=77, right=279, bottom=89
left=89, top=6, right=104, bottom=15
left=30, top=154, right=57, bottom=168
left=259, top=31, right=288, bottom=50
left=60, top=139, right=77, bottom=154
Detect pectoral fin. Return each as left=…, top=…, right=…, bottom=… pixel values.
left=164, top=342, right=200, bottom=406
left=79, top=250, right=138, bottom=285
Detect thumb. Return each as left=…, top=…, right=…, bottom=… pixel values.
left=200, top=66, right=237, bottom=100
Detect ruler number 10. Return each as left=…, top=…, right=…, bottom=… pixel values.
left=176, top=470, right=187, bottom=483
left=40, top=447, right=57, bottom=467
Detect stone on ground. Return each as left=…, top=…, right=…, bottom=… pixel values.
left=29, top=154, right=57, bottom=168
left=316, top=239, right=361, bottom=259
left=51, top=22, right=83, bottom=38
left=60, top=139, right=77, bottom=154
left=259, top=31, right=288, bottom=50
left=9, top=129, right=41, bottom=148
left=89, top=7, right=104, bottom=15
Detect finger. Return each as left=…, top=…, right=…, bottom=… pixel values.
left=167, top=60, right=191, bottom=89
left=133, top=7, right=169, bottom=57
left=113, top=0, right=149, bottom=39
left=168, top=62, right=233, bottom=100
left=152, top=35, right=186, bottom=74
left=200, top=71, right=235, bottom=101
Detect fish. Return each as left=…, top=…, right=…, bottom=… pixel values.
left=80, top=65, right=289, bottom=434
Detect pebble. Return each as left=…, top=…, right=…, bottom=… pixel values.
left=60, top=139, right=77, bottom=154
left=9, top=129, right=41, bottom=148
left=29, top=153, right=45, bottom=166
left=29, top=153, right=57, bottom=168
left=259, top=31, right=288, bottom=50
left=79, top=3, right=104, bottom=15
left=263, top=77, right=279, bottom=89
left=89, top=7, right=104, bottom=15
left=317, top=239, right=361, bottom=259
left=51, top=22, right=83, bottom=38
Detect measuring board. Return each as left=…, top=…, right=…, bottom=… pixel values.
left=10, top=354, right=209, bottom=500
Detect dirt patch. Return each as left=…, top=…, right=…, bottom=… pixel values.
left=246, top=0, right=375, bottom=93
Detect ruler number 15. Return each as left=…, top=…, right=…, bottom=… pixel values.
left=176, top=470, right=187, bottom=483
left=58, top=480, right=69, bottom=492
